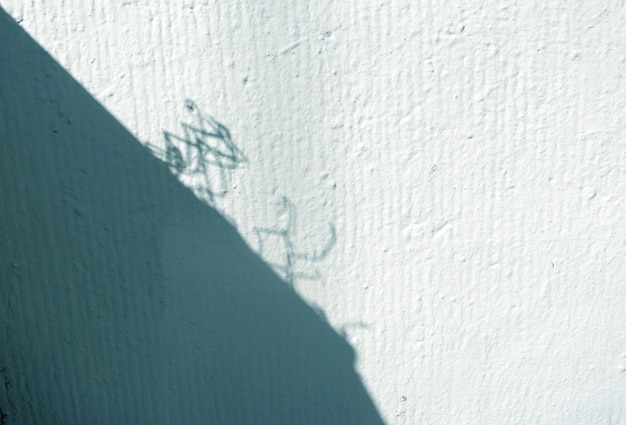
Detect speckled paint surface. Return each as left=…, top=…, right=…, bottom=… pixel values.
left=2, top=1, right=625, bottom=423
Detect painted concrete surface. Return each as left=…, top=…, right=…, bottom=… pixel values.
left=2, top=1, right=626, bottom=423
left=0, top=9, right=384, bottom=424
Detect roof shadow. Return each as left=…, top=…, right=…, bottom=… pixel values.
left=0, top=9, right=385, bottom=424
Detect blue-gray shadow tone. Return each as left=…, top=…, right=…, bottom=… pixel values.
left=0, top=9, right=385, bottom=424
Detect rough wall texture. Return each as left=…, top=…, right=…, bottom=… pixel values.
left=1, top=1, right=625, bottom=423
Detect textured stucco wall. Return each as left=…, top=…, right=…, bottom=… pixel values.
left=2, top=1, right=626, bottom=423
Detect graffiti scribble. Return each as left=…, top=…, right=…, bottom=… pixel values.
left=147, top=99, right=247, bottom=204
left=146, top=102, right=336, bottom=289
left=254, top=197, right=336, bottom=287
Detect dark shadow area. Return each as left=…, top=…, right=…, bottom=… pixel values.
left=0, top=9, right=385, bottom=424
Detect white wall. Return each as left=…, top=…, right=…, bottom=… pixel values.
left=3, top=0, right=626, bottom=423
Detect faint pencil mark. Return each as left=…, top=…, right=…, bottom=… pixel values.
left=146, top=99, right=246, bottom=204
left=279, top=37, right=308, bottom=55
left=254, top=197, right=336, bottom=287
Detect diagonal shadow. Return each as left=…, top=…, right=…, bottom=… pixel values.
left=0, top=9, right=385, bottom=425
